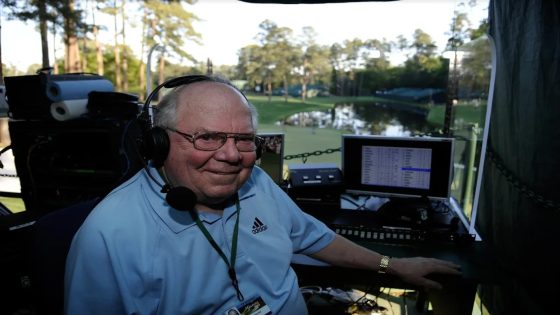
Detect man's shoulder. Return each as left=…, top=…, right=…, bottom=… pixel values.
left=83, top=170, right=154, bottom=226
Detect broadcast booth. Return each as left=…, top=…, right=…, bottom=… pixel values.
left=0, top=71, right=502, bottom=315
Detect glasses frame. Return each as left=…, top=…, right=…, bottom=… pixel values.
left=166, top=127, right=263, bottom=152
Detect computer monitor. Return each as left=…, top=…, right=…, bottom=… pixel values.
left=342, top=135, right=454, bottom=201
left=256, top=133, right=285, bottom=184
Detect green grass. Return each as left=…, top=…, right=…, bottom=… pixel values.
left=250, top=95, right=486, bottom=165
left=427, top=104, right=488, bottom=127
left=0, top=196, right=25, bottom=213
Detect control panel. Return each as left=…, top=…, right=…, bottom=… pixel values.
left=288, top=163, right=343, bottom=187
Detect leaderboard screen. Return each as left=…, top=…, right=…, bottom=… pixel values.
left=343, top=135, right=454, bottom=200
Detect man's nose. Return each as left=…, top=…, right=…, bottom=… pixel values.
left=216, top=138, right=242, bottom=161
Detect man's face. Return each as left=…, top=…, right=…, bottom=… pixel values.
left=163, top=82, right=257, bottom=207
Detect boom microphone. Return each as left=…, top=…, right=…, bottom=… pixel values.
left=165, top=185, right=198, bottom=213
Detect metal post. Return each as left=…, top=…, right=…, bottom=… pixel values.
left=463, top=123, right=479, bottom=218
left=146, top=44, right=162, bottom=99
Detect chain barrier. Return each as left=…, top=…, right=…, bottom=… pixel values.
left=0, top=173, right=18, bottom=178
left=486, top=145, right=560, bottom=211
left=284, top=147, right=341, bottom=164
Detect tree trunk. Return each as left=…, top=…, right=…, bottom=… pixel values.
left=66, top=36, right=81, bottom=73
left=121, top=0, right=128, bottom=91
left=283, top=75, right=288, bottom=103
left=91, top=4, right=104, bottom=75
left=301, top=58, right=308, bottom=103
left=267, top=75, right=272, bottom=102
left=138, top=10, right=147, bottom=100
left=52, top=23, right=59, bottom=74
left=113, top=2, right=122, bottom=91
left=0, top=19, right=3, bottom=82
left=38, top=0, right=50, bottom=68
left=64, top=0, right=81, bottom=73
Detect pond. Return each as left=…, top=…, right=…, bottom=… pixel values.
left=278, top=102, right=480, bottom=219
left=280, top=102, right=440, bottom=136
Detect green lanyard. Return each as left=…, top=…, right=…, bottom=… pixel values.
left=191, top=195, right=244, bottom=301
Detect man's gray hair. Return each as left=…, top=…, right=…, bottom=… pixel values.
left=153, top=75, right=258, bottom=130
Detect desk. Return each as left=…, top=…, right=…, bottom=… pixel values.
left=293, top=240, right=503, bottom=315
left=291, top=201, right=505, bottom=315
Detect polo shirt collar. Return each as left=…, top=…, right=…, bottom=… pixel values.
left=143, top=165, right=256, bottom=234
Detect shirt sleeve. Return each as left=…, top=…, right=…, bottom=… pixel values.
left=250, top=167, right=336, bottom=255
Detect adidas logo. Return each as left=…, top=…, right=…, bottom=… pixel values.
left=251, top=217, right=268, bottom=234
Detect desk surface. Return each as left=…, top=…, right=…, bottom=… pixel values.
left=293, top=239, right=504, bottom=287
left=296, top=200, right=507, bottom=287
left=292, top=237, right=505, bottom=315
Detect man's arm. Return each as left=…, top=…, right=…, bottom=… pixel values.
left=309, top=234, right=462, bottom=290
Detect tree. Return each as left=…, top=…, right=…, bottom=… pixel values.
left=89, top=0, right=105, bottom=76
left=411, top=28, right=438, bottom=59
left=254, top=20, right=298, bottom=102
left=99, top=1, right=122, bottom=89
left=236, top=44, right=266, bottom=92
left=57, top=0, right=86, bottom=72
left=143, top=1, right=201, bottom=89
left=460, top=36, right=491, bottom=99
left=0, top=0, right=77, bottom=71
left=328, top=38, right=369, bottom=96
left=329, top=43, right=343, bottom=95
left=393, top=34, right=410, bottom=62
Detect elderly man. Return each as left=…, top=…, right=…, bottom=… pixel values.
left=64, top=75, right=460, bottom=315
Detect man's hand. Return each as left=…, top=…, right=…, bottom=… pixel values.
left=388, top=257, right=462, bottom=290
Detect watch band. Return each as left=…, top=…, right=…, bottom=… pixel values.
left=378, top=255, right=390, bottom=274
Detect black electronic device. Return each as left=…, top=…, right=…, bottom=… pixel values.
left=342, top=135, right=454, bottom=201
left=287, top=163, right=344, bottom=216
left=87, top=91, right=140, bottom=119
left=4, top=73, right=112, bottom=120
left=289, top=163, right=343, bottom=188
left=330, top=199, right=473, bottom=246
left=8, top=118, right=143, bottom=215
left=375, top=196, right=434, bottom=228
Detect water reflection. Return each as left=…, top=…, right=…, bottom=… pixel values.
left=281, top=102, right=436, bottom=136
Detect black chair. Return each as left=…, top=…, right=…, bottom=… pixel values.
left=31, top=197, right=101, bottom=315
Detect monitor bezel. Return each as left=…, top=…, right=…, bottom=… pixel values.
left=342, top=134, right=454, bottom=201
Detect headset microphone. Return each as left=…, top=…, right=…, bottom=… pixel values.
left=164, top=185, right=198, bottom=214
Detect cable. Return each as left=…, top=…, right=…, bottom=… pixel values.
left=0, top=144, right=13, bottom=169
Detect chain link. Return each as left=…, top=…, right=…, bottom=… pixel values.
left=486, top=145, right=560, bottom=211
left=284, top=147, right=341, bottom=163
left=0, top=173, right=18, bottom=178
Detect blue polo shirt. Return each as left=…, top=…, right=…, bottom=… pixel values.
left=64, top=166, right=335, bottom=315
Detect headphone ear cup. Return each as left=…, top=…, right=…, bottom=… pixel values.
left=144, top=126, right=170, bottom=167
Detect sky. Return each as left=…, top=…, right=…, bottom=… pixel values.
left=0, top=0, right=489, bottom=72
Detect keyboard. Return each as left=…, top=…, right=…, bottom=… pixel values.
left=332, top=224, right=428, bottom=243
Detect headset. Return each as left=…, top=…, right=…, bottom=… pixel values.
left=139, top=75, right=214, bottom=167
left=137, top=74, right=262, bottom=212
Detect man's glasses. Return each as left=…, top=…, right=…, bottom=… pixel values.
left=166, top=128, right=262, bottom=152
